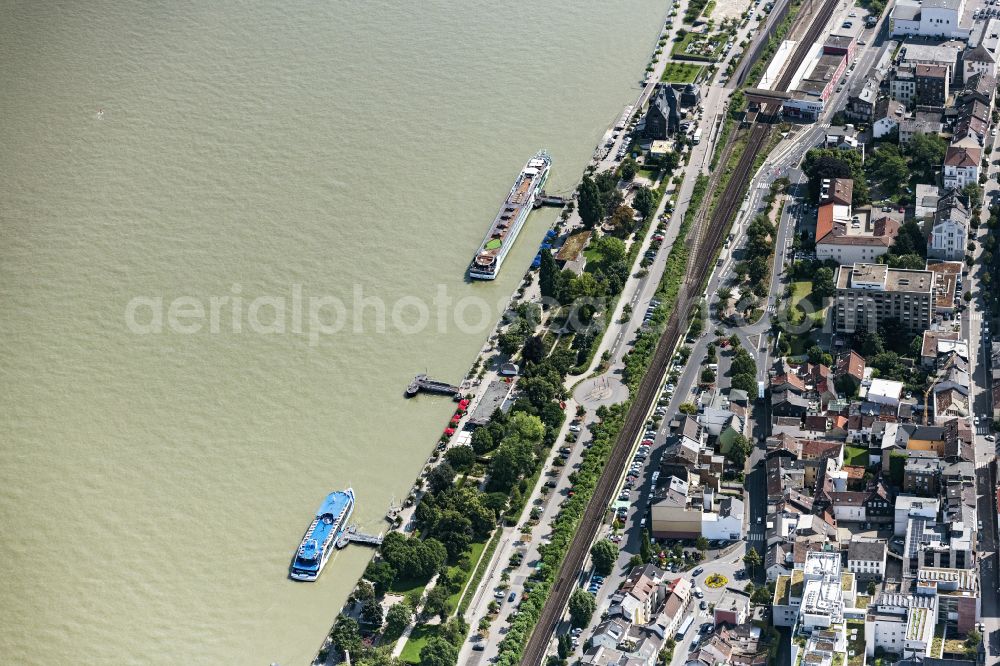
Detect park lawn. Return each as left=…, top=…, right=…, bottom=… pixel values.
left=844, top=446, right=869, bottom=467
left=660, top=62, right=704, bottom=83
left=637, top=168, right=661, bottom=184
left=389, top=574, right=432, bottom=596
left=791, top=281, right=813, bottom=308
left=399, top=624, right=438, bottom=664
left=584, top=243, right=608, bottom=272
left=446, top=540, right=488, bottom=613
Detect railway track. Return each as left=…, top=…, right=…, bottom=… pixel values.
left=518, top=1, right=839, bottom=663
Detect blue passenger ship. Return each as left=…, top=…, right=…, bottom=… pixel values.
left=289, top=488, right=355, bottom=581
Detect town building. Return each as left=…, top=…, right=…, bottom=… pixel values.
left=927, top=190, right=970, bottom=261
left=914, top=63, right=950, bottom=105
left=962, top=18, right=999, bottom=82
left=847, top=539, right=888, bottom=581
left=834, top=263, right=934, bottom=334
left=642, top=84, right=679, bottom=140
left=942, top=145, right=981, bottom=189
left=713, top=590, right=751, bottom=627
left=891, top=64, right=918, bottom=104
left=890, top=0, right=970, bottom=39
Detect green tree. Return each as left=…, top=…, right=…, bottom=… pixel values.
left=593, top=235, right=627, bottom=265
left=730, top=349, right=757, bottom=376
left=606, top=205, right=636, bottom=236
left=813, top=266, right=835, bottom=299
left=641, top=531, right=653, bottom=563
left=695, top=536, right=709, bottom=553
left=905, top=132, right=947, bottom=183
left=870, top=145, right=909, bottom=195
left=619, top=157, right=638, bottom=181
left=867, top=581, right=877, bottom=596
left=701, top=368, right=716, bottom=384
left=590, top=539, right=618, bottom=576
left=803, top=148, right=869, bottom=203
left=888, top=220, right=927, bottom=258
left=353, top=579, right=376, bottom=603
left=361, top=598, right=384, bottom=627
left=329, top=616, right=362, bottom=658
left=384, top=601, right=412, bottom=639
left=731, top=373, right=757, bottom=395
left=887, top=253, right=926, bottom=269
left=498, top=331, right=522, bottom=356
left=679, top=402, right=698, bottom=415
left=364, top=560, right=396, bottom=594
left=962, top=182, right=983, bottom=210
left=419, top=636, right=459, bottom=666
left=539, top=249, right=558, bottom=300
left=444, top=445, right=476, bottom=472
left=471, top=427, right=496, bottom=455
left=964, top=630, right=982, bottom=659
left=633, top=186, right=656, bottom=218
left=743, top=548, right=762, bottom=575
left=569, top=589, right=597, bottom=628
left=422, top=584, right=451, bottom=622
left=578, top=175, right=604, bottom=228
left=751, top=585, right=772, bottom=605
left=438, top=616, right=469, bottom=647
left=727, top=444, right=746, bottom=469
left=426, top=462, right=456, bottom=494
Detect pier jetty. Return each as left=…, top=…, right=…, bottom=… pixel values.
left=405, top=374, right=462, bottom=399
left=335, top=525, right=384, bottom=550
left=533, top=190, right=571, bottom=208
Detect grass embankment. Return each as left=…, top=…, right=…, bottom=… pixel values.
left=661, top=62, right=705, bottom=84
left=456, top=528, right=504, bottom=616
left=446, top=540, right=487, bottom=613
left=399, top=624, right=437, bottom=664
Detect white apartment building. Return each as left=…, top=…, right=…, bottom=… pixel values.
left=890, top=0, right=971, bottom=40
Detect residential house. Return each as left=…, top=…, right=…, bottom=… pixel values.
left=915, top=184, right=942, bottom=223
left=920, top=330, right=961, bottom=368
left=962, top=18, right=1000, bottom=83
left=847, top=539, right=888, bottom=580
left=713, top=591, right=751, bottom=627
left=836, top=350, right=866, bottom=394
left=917, top=566, right=980, bottom=632
left=914, top=64, right=950, bottom=105
left=615, top=564, right=667, bottom=625
left=942, top=146, right=981, bottom=189
left=873, top=97, right=907, bottom=138
left=816, top=211, right=901, bottom=265
left=891, top=64, right=918, bottom=104
left=927, top=191, right=970, bottom=262
left=898, top=113, right=944, bottom=145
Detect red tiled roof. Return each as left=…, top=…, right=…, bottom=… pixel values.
left=944, top=146, right=981, bottom=167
